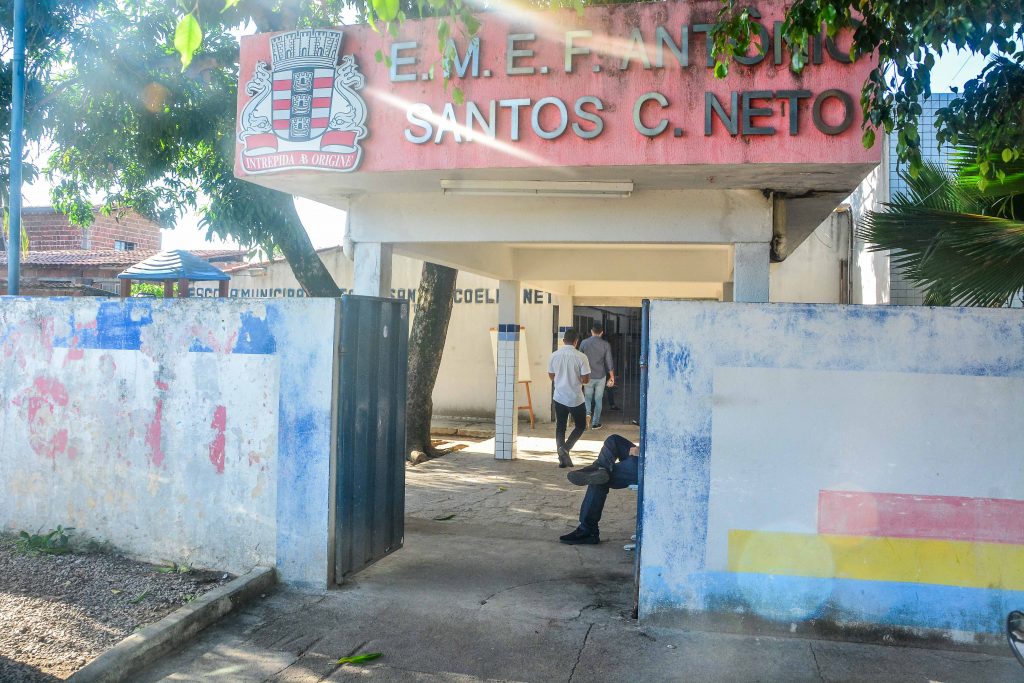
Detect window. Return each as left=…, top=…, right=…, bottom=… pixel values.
left=114, top=240, right=136, bottom=251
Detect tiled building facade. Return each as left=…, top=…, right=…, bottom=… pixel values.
left=887, top=93, right=956, bottom=305
left=21, top=207, right=161, bottom=252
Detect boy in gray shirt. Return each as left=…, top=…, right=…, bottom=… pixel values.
left=579, top=323, right=615, bottom=429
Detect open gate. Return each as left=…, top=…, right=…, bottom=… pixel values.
left=334, top=294, right=409, bottom=583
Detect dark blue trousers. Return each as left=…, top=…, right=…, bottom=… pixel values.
left=579, top=434, right=638, bottom=534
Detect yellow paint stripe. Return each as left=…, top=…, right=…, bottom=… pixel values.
left=727, top=530, right=1024, bottom=591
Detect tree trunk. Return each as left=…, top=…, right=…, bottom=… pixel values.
left=264, top=188, right=341, bottom=297
left=249, top=186, right=457, bottom=462
left=405, top=262, right=458, bottom=460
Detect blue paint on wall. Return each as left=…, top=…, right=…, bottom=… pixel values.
left=48, top=300, right=282, bottom=357
left=271, top=298, right=336, bottom=587
left=275, top=400, right=331, bottom=587
left=654, top=340, right=695, bottom=390
left=681, top=571, right=1023, bottom=635
left=231, top=310, right=278, bottom=355
left=188, top=338, right=215, bottom=353
left=56, top=300, right=154, bottom=351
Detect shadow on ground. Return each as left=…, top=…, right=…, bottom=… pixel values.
left=132, top=443, right=1023, bottom=682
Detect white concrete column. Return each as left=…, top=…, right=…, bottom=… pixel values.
left=352, top=242, right=393, bottom=297
left=495, top=280, right=521, bottom=460
left=558, top=294, right=574, bottom=330
left=732, top=242, right=771, bottom=303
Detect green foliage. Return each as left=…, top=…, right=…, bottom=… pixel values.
left=3, top=209, right=30, bottom=253
left=131, top=282, right=165, bottom=297
left=16, top=526, right=74, bottom=555
left=47, top=1, right=302, bottom=250
left=858, top=152, right=1024, bottom=307
left=935, top=56, right=1024, bottom=186
left=710, top=1, right=1024, bottom=184
left=337, top=653, right=383, bottom=665
left=157, top=561, right=193, bottom=573
left=174, top=13, right=203, bottom=70
left=0, top=0, right=100, bottom=209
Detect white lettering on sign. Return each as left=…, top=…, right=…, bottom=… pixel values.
left=388, top=9, right=862, bottom=145
left=196, top=285, right=555, bottom=306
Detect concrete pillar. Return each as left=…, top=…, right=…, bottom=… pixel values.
left=733, top=242, right=771, bottom=303
left=352, top=242, right=393, bottom=297
left=495, top=279, right=521, bottom=460
left=558, top=294, right=575, bottom=330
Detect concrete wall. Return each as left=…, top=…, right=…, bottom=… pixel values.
left=204, top=240, right=891, bottom=420
left=640, top=301, right=1024, bottom=647
left=350, top=190, right=773, bottom=252
left=849, top=164, right=890, bottom=305
left=770, top=164, right=888, bottom=306
left=202, top=249, right=572, bottom=420
left=0, top=297, right=337, bottom=586
left=770, top=210, right=848, bottom=304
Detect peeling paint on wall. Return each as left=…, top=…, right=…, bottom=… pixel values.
left=640, top=302, right=1024, bottom=646
left=0, top=297, right=337, bottom=585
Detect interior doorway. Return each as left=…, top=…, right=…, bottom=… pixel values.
left=572, top=306, right=643, bottom=426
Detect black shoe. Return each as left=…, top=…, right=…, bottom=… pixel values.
left=609, top=405, right=621, bottom=411
left=557, top=448, right=574, bottom=468
left=591, top=423, right=603, bottom=430
left=568, top=464, right=610, bottom=486
left=560, top=527, right=589, bottom=541
left=560, top=528, right=600, bottom=545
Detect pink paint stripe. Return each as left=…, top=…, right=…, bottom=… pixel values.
left=209, top=405, right=226, bottom=474
left=819, top=490, right=1024, bottom=544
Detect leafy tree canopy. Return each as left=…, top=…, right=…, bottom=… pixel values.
left=36, top=1, right=347, bottom=295
left=0, top=0, right=98, bottom=208
left=708, top=1, right=1024, bottom=184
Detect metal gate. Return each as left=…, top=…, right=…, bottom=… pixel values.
left=334, top=294, right=409, bottom=582
left=572, top=306, right=643, bottom=424
left=633, top=300, right=650, bottom=617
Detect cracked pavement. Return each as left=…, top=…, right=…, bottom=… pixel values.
left=133, top=439, right=1022, bottom=682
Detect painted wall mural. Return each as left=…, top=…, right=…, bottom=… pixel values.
left=0, top=297, right=337, bottom=585
left=641, top=302, right=1024, bottom=646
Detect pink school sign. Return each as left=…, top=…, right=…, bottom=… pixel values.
left=235, top=0, right=878, bottom=177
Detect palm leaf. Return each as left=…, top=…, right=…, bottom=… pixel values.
left=861, top=206, right=1024, bottom=307
left=859, top=149, right=1024, bottom=307
left=950, top=143, right=1024, bottom=219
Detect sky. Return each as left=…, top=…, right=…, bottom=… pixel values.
left=20, top=48, right=991, bottom=254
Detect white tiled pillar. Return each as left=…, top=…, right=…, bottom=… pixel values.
left=495, top=280, right=521, bottom=460
left=733, top=242, right=771, bottom=303
left=352, top=242, right=393, bottom=297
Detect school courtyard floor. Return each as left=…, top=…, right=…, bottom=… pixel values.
left=134, top=433, right=1020, bottom=682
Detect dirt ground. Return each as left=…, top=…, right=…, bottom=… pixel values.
left=0, top=533, right=231, bottom=682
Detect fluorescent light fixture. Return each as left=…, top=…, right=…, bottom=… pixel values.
left=440, top=180, right=633, bottom=199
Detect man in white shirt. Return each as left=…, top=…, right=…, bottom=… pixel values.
left=547, top=328, right=591, bottom=468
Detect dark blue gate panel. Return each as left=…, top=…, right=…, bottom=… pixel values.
left=335, top=295, right=409, bottom=581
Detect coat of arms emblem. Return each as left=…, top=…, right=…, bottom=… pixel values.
left=238, top=29, right=367, bottom=173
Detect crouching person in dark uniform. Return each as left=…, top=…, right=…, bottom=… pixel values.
left=559, top=434, right=638, bottom=545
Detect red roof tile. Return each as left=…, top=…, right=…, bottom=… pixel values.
left=0, top=249, right=246, bottom=267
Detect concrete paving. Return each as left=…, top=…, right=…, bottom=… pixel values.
left=407, top=433, right=638, bottom=538
left=134, top=435, right=1022, bottom=683
left=431, top=417, right=641, bottom=443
